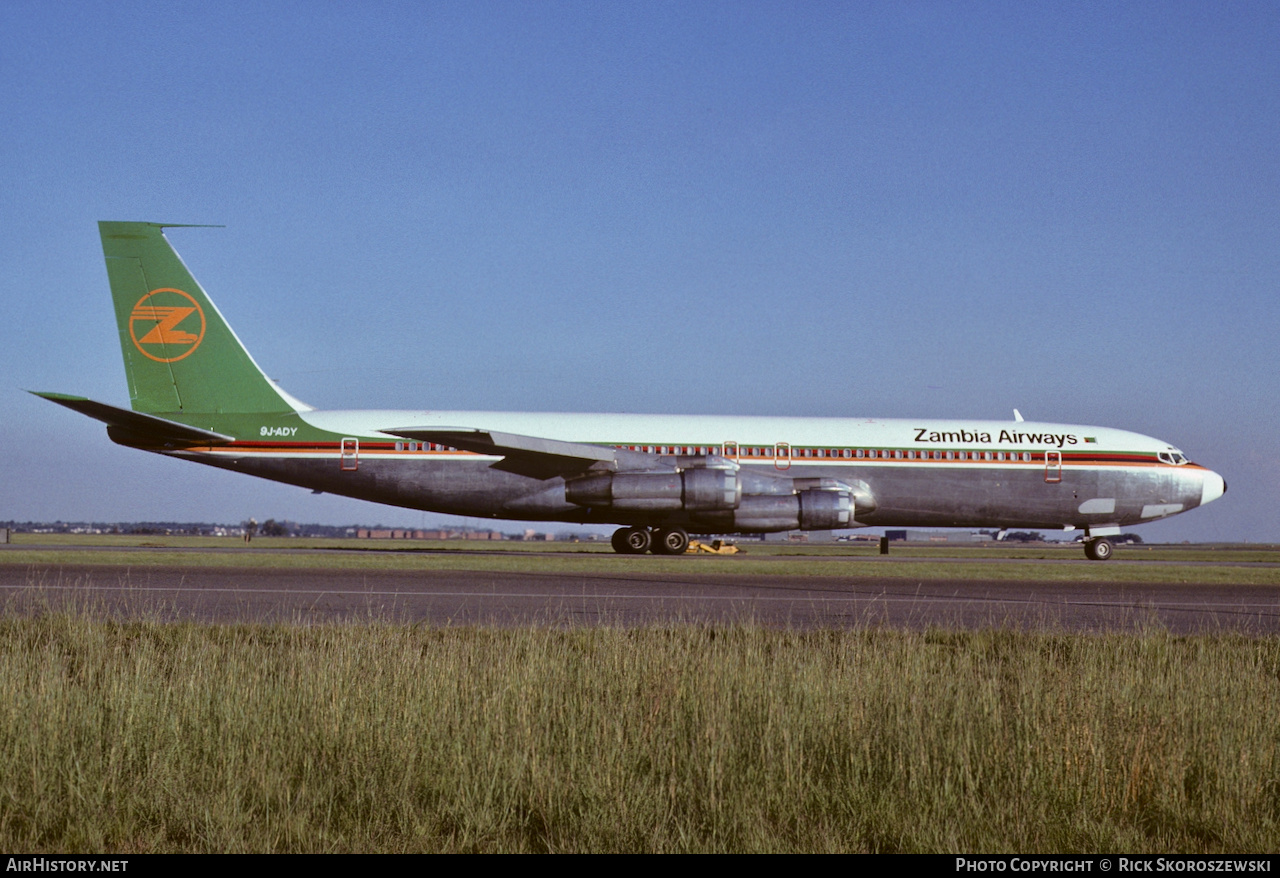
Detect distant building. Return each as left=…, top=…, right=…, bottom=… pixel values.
left=355, top=528, right=506, bottom=541
left=885, top=529, right=985, bottom=543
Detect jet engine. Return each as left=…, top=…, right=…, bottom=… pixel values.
left=564, top=463, right=876, bottom=533
left=564, top=467, right=740, bottom=512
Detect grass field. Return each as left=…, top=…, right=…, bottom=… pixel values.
left=1, top=615, right=1277, bottom=853
left=3, top=537, right=1278, bottom=852
left=9, top=531, right=1280, bottom=562
left=4, top=534, right=1279, bottom=585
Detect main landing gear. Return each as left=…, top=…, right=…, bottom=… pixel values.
left=1084, top=537, right=1114, bottom=561
left=611, top=526, right=690, bottom=555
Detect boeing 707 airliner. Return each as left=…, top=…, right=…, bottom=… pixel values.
left=35, top=222, right=1226, bottom=559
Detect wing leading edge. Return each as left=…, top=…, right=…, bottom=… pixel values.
left=382, top=426, right=622, bottom=479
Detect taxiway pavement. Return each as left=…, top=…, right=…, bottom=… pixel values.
left=4, top=556, right=1278, bottom=633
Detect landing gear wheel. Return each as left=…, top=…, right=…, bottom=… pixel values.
left=652, top=527, right=690, bottom=555
left=612, top=526, right=652, bottom=555
left=1084, top=538, right=1114, bottom=561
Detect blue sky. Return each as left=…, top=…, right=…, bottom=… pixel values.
left=2, top=1, right=1276, bottom=540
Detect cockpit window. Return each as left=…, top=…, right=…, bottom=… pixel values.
left=1159, top=451, right=1189, bottom=465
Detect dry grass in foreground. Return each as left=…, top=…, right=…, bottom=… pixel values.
left=1, top=616, right=1278, bottom=852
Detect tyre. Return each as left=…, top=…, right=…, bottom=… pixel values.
left=652, top=527, right=690, bottom=555
left=1085, top=538, right=1114, bottom=561
left=613, top=526, right=651, bottom=554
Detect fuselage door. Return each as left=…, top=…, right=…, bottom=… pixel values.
left=724, top=441, right=739, bottom=462
left=340, top=437, right=359, bottom=471
left=1044, top=450, right=1062, bottom=483
left=775, top=442, right=791, bottom=471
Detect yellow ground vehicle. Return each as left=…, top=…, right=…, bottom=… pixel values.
left=688, top=540, right=741, bottom=555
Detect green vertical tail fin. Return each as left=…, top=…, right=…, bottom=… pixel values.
left=100, top=221, right=303, bottom=416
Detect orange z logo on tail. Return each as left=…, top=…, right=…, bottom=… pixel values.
left=130, top=289, right=206, bottom=362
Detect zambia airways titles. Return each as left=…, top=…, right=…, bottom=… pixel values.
left=913, top=428, right=1093, bottom=448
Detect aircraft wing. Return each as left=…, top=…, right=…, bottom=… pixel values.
left=382, top=426, right=619, bottom=478
left=31, top=392, right=235, bottom=447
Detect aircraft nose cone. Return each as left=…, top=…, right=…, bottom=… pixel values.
left=1200, top=471, right=1226, bottom=506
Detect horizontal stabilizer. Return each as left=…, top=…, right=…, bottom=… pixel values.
left=384, top=426, right=617, bottom=478
left=31, top=392, right=234, bottom=447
